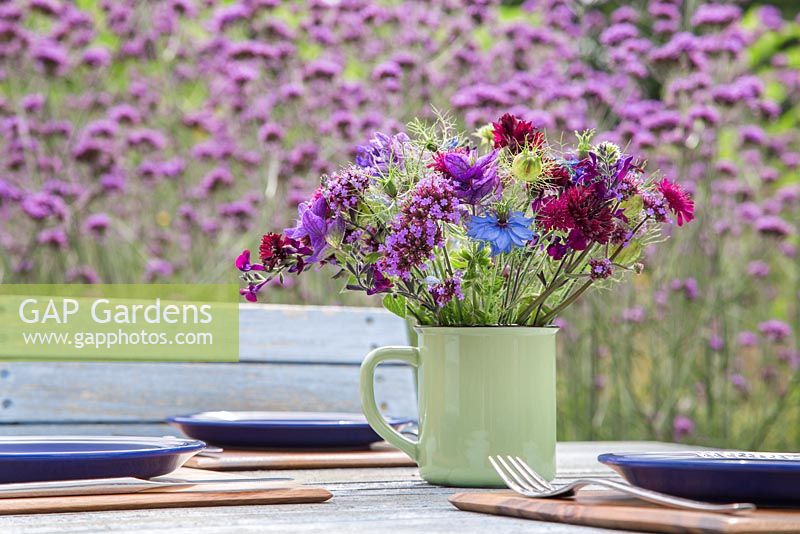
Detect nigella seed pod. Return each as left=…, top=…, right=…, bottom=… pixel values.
left=511, top=151, right=543, bottom=183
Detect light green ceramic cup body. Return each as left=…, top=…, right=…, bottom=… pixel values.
left=360, top=327, right=557, bottom=487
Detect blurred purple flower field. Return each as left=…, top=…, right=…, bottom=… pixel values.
left=0, top=0, right=798, bottom=448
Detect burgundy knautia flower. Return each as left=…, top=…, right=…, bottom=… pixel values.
left=259, top=233, right=312, bottom=273
left=428, top=273, right=465, bottom=307
left=438, top=149, right=500, bottom=204
left=492, top=113, right=544, bottom=154
left=657, top=178, right=695, bottom=226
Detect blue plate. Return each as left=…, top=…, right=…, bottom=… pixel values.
left=599, top=451, right=800, bottom=505
left=0, top=436, right=205, bottom=484
left=168, top=411, right=414, bottom=449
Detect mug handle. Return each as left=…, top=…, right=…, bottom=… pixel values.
left=360, top=346, right=419, bottom=461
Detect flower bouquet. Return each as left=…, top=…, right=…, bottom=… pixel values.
left=236, top=112, right=693, bottom=327
left=235, top=112, right=694, bottom=487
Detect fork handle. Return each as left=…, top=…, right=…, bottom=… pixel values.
left=570, top=479, right=755, bottom=514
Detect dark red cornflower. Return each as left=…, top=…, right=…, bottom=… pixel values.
left=537, top=185, right=615, bottom=250
left=259, top=232, right=312, bottom=273
left=657, top=178, right=694, bottom=226
left=491, top=113, right=544, bottom=154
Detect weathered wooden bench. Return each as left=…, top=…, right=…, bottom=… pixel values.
left=0, top=304, right=416, bottom=436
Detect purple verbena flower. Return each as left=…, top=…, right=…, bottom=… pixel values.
left=428, top=273, right=465, bottom=307
left=673, top=415, right=695, bottom=440
left=589, top=258, right=614, bottom=280
left=758, top=320, right=792, bottom=343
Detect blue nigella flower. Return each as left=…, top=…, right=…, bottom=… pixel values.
left=466, top=211, right=535, bottom=256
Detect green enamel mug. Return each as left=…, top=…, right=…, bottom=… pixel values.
left=360, top=326, right=557, bottom=487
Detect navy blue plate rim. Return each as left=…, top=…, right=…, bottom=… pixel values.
left=167, top=411, right=415, bottom=428
left=599, top=451, right=800, bottom=472
left=0, top=436, right=206, bottom=460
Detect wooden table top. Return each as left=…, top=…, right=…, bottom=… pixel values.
left=0, top=441, right=694, bottom=533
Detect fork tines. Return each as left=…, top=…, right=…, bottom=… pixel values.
left=489, top=455, right=552, bottom=494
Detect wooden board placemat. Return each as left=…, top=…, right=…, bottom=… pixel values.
left=0, top=468, right=331, bottom=516
left=450, top=490, right=800, bottom=534
left=185, top=446, right=416, bottom=470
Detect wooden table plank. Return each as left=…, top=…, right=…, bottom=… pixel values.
left=0, top=442, right=693, bottom=533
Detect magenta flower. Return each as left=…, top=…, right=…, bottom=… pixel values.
left=656, top=178, right=694, bottom=226
left=239, top=280, right=267, bottom=303
left=235, top=249, right=265, bottom=272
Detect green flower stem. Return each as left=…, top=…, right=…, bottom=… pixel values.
left=540, top=218, right=649, bottom=325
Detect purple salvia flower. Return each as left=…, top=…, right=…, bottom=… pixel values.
left=441, top=149, right=500, bottom=204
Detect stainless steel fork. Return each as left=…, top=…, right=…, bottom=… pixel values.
left=489, top=455, right=755, bottom=514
